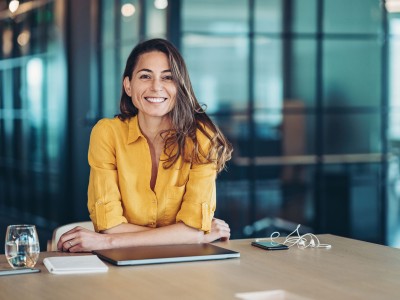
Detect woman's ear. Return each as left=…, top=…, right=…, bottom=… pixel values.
left=123, top=77, right=132, bottom=97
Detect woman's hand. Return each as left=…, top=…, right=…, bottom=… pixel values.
left=57, top=226, right=109, bottom=252
left=203, top=218, right=231, bottom=243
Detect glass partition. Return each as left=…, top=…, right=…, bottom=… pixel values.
left=0, top=0, right=67, bottom=224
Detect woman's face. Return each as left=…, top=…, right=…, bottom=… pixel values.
left=123, top=51, right=177, bottom=120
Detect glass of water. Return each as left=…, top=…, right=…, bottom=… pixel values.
left=5, top=225, right=40, bottom=268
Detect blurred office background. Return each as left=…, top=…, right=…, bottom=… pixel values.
left=1, top=0, right=400, bottom=252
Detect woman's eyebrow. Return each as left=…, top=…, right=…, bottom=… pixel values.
left=137, top=68, right=172, bottom=73
left=137, top=68, right=152, bottom=73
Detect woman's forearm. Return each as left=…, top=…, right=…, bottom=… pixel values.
left=104, top=222, right=204, bottom=249
left=101, top=223, right=153, bottom=234
left=58, top=219, right=230, bottom=252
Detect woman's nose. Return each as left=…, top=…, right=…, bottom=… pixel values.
left=151, top=78, right=163, bottom=91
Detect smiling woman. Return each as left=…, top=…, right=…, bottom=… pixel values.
left=57, top=38, right=233, bottom=252
left=123, top=51, right=177, bottom=120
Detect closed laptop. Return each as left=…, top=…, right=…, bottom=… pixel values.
left=93, top=243, right=240, bottom=266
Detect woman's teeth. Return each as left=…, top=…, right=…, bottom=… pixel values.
left=145, top=97, right=166, bottom=103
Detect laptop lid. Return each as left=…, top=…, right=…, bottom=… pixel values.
left=93, top=243, right=240, bottom=266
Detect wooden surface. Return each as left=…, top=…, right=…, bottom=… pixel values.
left=1, top=235, right=400, bottom=300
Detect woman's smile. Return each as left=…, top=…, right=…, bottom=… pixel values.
left=144, top=97, right=167, bottom=103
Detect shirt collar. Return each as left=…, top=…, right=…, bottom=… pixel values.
left=127, top=115, right=144, bottom=144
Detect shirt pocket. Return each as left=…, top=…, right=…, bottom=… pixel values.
left=165, top=185, right=186, bottom=221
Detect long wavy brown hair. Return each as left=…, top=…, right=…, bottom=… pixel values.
left=117, top=38, right=232, bottom=173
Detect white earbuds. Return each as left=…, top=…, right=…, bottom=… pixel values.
left=269, top=224, right=332, bottom=250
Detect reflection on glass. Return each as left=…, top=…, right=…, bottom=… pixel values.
left=101, top=0, right=115, bottom=46
left=289, top=40, right=316, bottom=107
left=324, top=0, right=382, bottom=34
left=254, top=37, right=283, bottom=112
left=292, top=0, right=317, bottom=34
left=389, top=18, right=400, bottom=140
left=254, top=0, right=282, bottom=33
left=102, top=48, right=119, bottom=118
left=27, top=58, right=43, bottom=128
left=182, top=0, right=248, bottom=33
left=323, top=40, right=381, bottom=107
left=253, top=108, right=315, bottom=157
left=182, top=34, right=249, bottom=113
left=216, top=179, right=251, bottom=237
left=321, top=163, right=381, bottom=242
left=323, top=113, right=381, bottom=154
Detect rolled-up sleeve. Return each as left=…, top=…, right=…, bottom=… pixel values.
left=87, top=120, right=127, bottom=232
left=175, top=162, right=216, bottom=232
left=175, top=127, right=217, bottom=232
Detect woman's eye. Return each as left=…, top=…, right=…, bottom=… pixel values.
left=139, top=74, right=150, bottom=79
left=163, top=75, right=173, bottom=81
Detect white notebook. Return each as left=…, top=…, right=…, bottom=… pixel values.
left=43, top=255, right=109, bottom=275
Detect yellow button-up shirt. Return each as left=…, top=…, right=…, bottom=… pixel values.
left=87, top=116, right=216, bottom=233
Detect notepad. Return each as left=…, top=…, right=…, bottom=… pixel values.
left=43, top=255, right=109, bottom=275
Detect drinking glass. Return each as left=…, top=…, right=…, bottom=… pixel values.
left=5, top=225, right=40, bottom=268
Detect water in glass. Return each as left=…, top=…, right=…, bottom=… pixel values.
left=5, top=225, right=40, bottom=268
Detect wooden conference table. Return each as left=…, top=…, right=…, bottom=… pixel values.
left=1, top=235, right=400, bottom=300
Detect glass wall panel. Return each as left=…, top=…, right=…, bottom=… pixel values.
left=101, top=0, right=115, bottom=46
left=323, top=113, right=381, bottom=154
left=182, top=0, right=248, bottom=33
left=323, top=40, right=381, bottom=108
left=182, top=34, right=249, bottom=113
left=254, top=110, right=316, bottom=157
left=213, top=114, right=251, bottom=174
left=324, top=0, right=382, bottom=34
left=254, top=37, right=283, bottom=111
left=145, top=0, right=167, bottom=38
left=389, top=19, right=400, bottom=140
left=387, top=154, right=400, bottom=246
left=389, top=110, right=400, bottom=152
left=388, top=10, right=400, bottom=247
left=289, top=39, right=317, bottom=107
left=320, top=163, right=382, bottom=242
left=258, top=164, right=315, bottom=223
left=101, top=47, right=119, bottom=117
left=292, top=0, right=317, bottom=34
left=121, top=0, right=140, bottom=42
left=253, top=112, right=282, bottom=157
left=254, top=0, right=282, bottom=33
left=216, top=179, right=251, bottom=237
left=0, top=0, right=67, bottom=229
left=389, top=13, right=400, bottom=36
